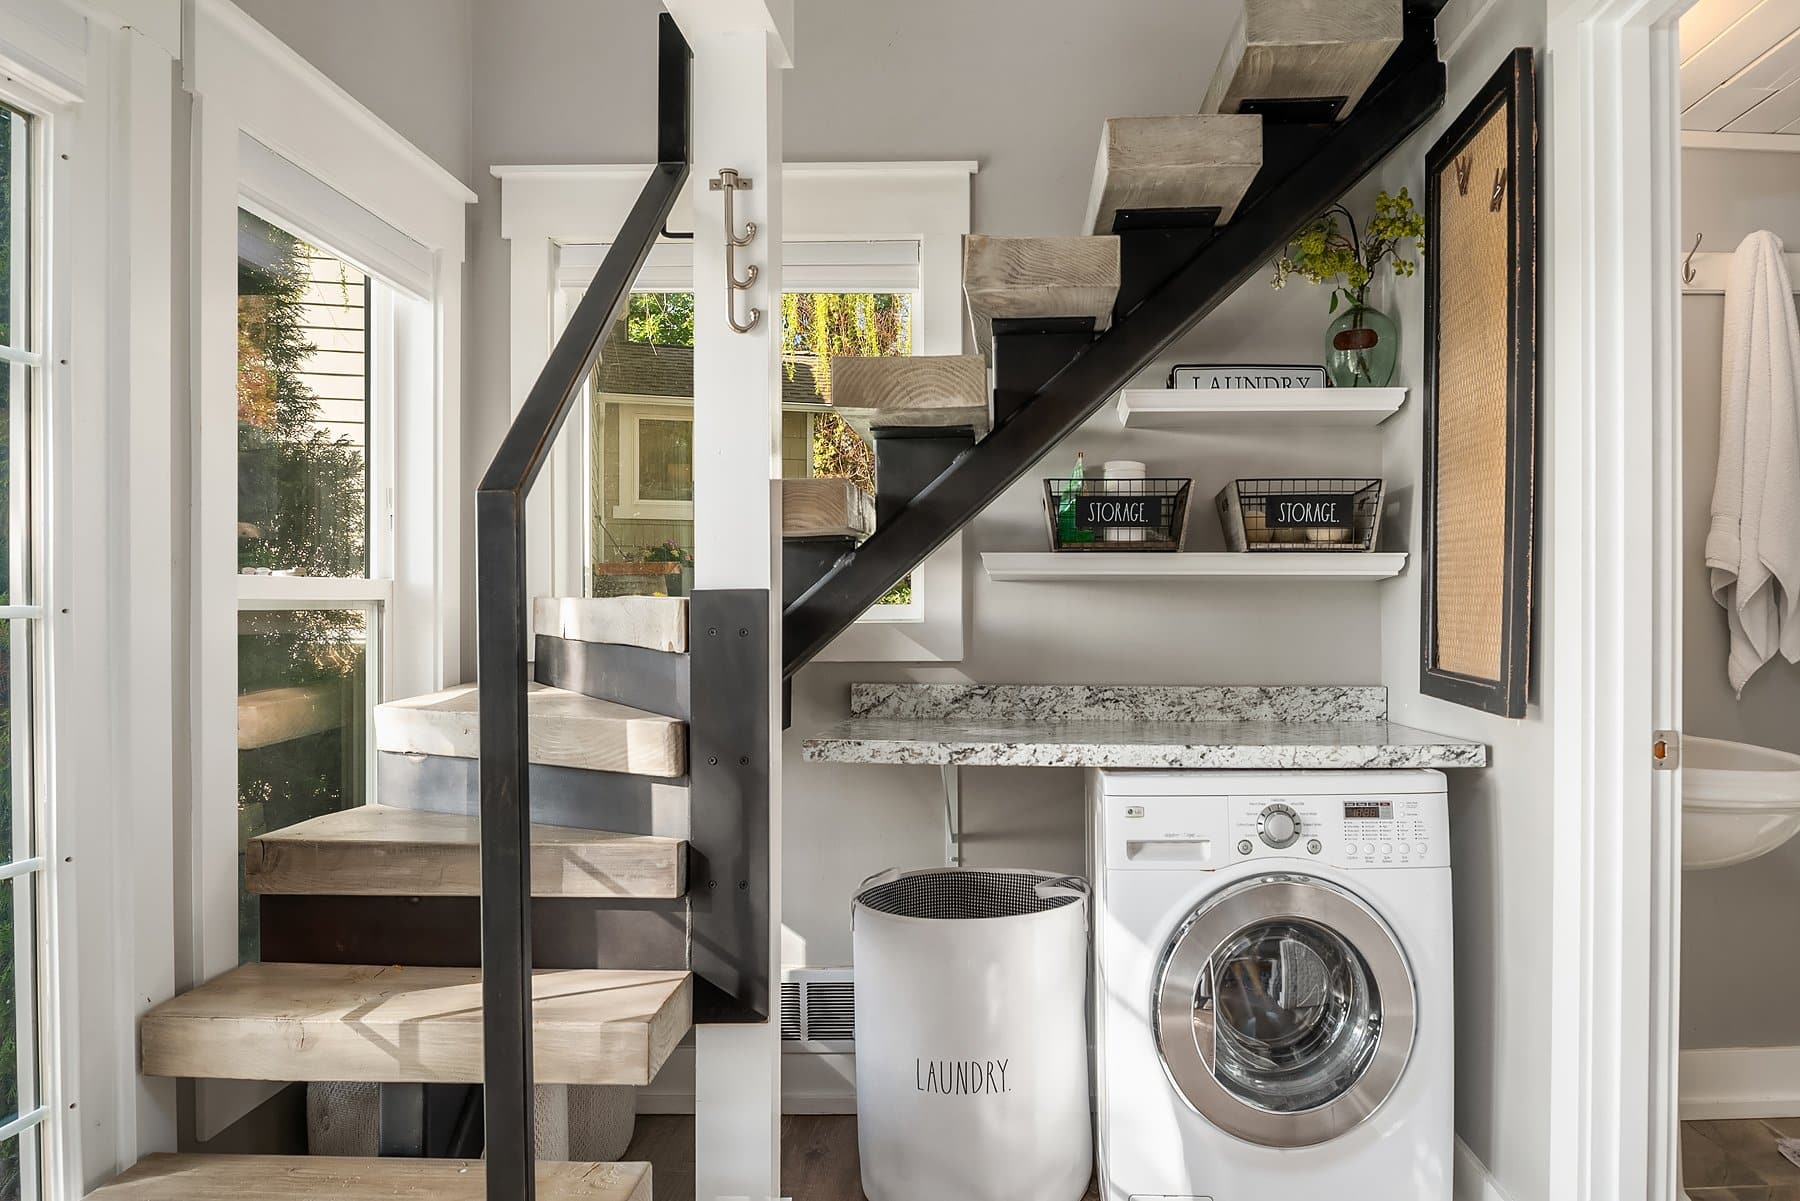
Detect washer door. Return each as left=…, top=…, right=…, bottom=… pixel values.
left=1153, top=874, right=1417, bottom=1147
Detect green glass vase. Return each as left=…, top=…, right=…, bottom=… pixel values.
left=1325, top=302, right=1398, bottom=388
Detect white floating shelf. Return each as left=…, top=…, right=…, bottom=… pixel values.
left=981, top=552, right=1408, bottom=582
left=1115, top=386, right=1406, bottom=429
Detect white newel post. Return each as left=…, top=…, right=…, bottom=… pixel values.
left=667, top=2, right=792, bottom=1199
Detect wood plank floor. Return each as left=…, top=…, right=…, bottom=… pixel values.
left=624, top=1115, right=1101, bottom=1201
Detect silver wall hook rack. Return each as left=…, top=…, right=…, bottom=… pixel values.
left=710, top=169, right=761, bottom=332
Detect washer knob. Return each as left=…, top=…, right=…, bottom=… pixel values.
left=1258, top=803, right=1301, bottom=849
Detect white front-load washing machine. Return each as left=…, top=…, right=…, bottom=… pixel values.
left=1090, top=769, right=1452, bottom=1201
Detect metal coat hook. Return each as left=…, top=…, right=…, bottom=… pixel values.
left=1489, top=167, right=1508, bottom=212
left=710, top=169, right=761, bottom=333
left=1455, top=155, right=1472, bottom=196
left=1683, top=232, right=1703, bottom=285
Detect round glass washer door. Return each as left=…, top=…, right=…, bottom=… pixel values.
left=1153, top=874, right=1417, bottom=1148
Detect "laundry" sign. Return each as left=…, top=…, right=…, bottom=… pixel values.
left=915, top=1057, right=1012, bottom=1096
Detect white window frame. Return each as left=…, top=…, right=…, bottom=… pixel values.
left=614, top=407, right=697, bottom=521
left=188, top=0, right=473, bottom=1139
left=496, top=161, right=973, bottom=661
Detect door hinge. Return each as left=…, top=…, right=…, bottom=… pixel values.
left=1652, top=730, right=1681, bottom=770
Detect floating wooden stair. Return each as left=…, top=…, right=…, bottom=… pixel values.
left=237, top=684, right=343, bottom=750
left=245, top=805, right=686, bottom=898
left=1201, top=0, right=1403, bottom=120
left=85, top=1155, right=653, bottom=1201
left=140, top=963, right=691, bottom=1085
left=1084, top=114, right=1264, bottom=233
left=374, top=683, right=686, bottom=778
left=781, top=476, right=875, bottom=539
left=830, top=355, right=991, bottom=438
left=534, top=595, right=689, bottom=653
left=962, top=235, right=1120, bottom=352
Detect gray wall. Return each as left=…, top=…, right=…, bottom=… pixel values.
left=1373, top=2, right=1552, bottom=1196
left=1677, top=147, right=1800, bottom=1051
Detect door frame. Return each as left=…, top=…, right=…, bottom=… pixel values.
left=1543, top=0, right=1689, bottom=1199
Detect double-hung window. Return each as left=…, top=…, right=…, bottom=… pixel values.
left=234, top=207, right=396, bottom=961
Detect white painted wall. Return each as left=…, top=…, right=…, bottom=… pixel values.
left=1372, top=1, right=1552, bottom=1199
left=1675, top=147, right=1800, bottom=1052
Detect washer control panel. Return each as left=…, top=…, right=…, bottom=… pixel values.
left=1102, top=782, right=1450, bottom=871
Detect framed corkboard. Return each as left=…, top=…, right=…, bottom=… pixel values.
left=1420, top=49, right=1538, bottom=718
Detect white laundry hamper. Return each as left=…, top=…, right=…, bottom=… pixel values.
left=852, top=867, right=1092, bottom=1201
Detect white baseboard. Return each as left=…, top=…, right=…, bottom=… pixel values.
left=1680, top=1045, right=1800, bottom=1120
left=1455, top=1138, right=1513, bottom=1201
left=636, top=1047, right=858, bottom=1116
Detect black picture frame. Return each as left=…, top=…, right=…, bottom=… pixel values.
left=1419, top=47, right=1539, bottom=718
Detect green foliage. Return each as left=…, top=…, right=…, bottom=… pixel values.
left=627, top=291, right=696, bottom=347
left=1272, top=189, right=1426, bottom=312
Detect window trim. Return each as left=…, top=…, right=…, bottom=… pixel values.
left=497, top=161, right=974, bottom=661
left=614, top=406, right=697, bottom=521
left=189, top=0, right=473, bottom=1139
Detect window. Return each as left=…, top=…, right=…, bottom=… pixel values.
left=579, top=246, right=919, bottom=608
left=504, top=162, right=972, bottom=659
left=235, top=210, right=387, bottom=961
left=0, top=97, right=47, bottom=1201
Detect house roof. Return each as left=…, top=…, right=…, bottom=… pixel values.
left=596, top=320, right=829, bottom=406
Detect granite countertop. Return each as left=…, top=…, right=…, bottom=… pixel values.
left=800, top=685, right=1488, bottom=771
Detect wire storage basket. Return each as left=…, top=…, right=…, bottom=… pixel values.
left=1217, top=477, right=1385, bottom=551
left=1041, top=477, right=1192, bottom=551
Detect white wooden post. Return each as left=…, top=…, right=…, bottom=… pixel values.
left=666, top=3, right=792, bottom=1199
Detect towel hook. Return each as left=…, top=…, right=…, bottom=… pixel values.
left=1683, top=232, right=1703, bottom=285
left=710, top=169, right=762, bottom=333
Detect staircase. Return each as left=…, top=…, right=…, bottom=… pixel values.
left=782, top=0, right=1447, bottom=674
left=88, top=3, right=1449, bottom=1198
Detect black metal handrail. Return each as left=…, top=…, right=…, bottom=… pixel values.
left=475, top=15, right=689, bottom=1201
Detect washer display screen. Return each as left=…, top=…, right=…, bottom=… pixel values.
left=1343, top=801, right=1392, bottom=820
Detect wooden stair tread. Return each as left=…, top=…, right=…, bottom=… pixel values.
left=141, top=963, right=691, bottom=1086
left=782, top=477, right=875, bottom=540
left=535, top=595, right=689, bottom=652
left=962, top=235, right=1120, bottom=353
left=374, top=683, right=686, bottom=778
left=829, top=355, right=990, bottom=437
left=245, top=805, right=686, bottom=899
left=238, top=684, right=343, bottom=751
left=1084, top=114, right=1263, bottom=234
left=1201, top=0, right=1402, bottom=120
left=86, top=1155, right=652, bottom=1201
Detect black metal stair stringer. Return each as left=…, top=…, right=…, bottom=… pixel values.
left=782, top=48, right=1447, bottom=676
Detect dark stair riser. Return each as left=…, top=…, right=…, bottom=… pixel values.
left=534, top=633, right=691, bottom=720
left=260, top=894, right=691, bottom=971
left=376, top=750, right=688, bottom=837
left=871, top=429, right=974, bottom=527
left=782, top=28, right=1447, bottom=674
left=990, top=318, right=1098, bottom=427
left=782, top=537, right=859, bottom=610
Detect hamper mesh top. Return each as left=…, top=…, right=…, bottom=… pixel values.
left=856, top=871, right=1082, bottom=920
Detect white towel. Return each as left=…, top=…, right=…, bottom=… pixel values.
left=1708, top=230, right=1800, bottom=695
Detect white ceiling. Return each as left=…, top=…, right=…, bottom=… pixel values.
left=1681, top=0, right=1800, bottom=134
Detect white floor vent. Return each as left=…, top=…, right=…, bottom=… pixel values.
left=779, top=967, right=854, bottom=1052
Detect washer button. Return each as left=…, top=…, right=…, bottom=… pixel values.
left=1307, top=838, right=1323, bottom=855
left=1362, top=843, right=1377, bottom=857
left=1237, top=839, right=1254, bottom=855
left=1416, top=841, right=1430, bottom=856
left=1380, top=843, right=1393, bottom=856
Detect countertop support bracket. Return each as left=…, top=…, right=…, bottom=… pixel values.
left=941, top=764, right=963, bottom=867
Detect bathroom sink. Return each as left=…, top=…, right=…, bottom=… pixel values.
left=1682, top=737, right=1800, bottom=870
